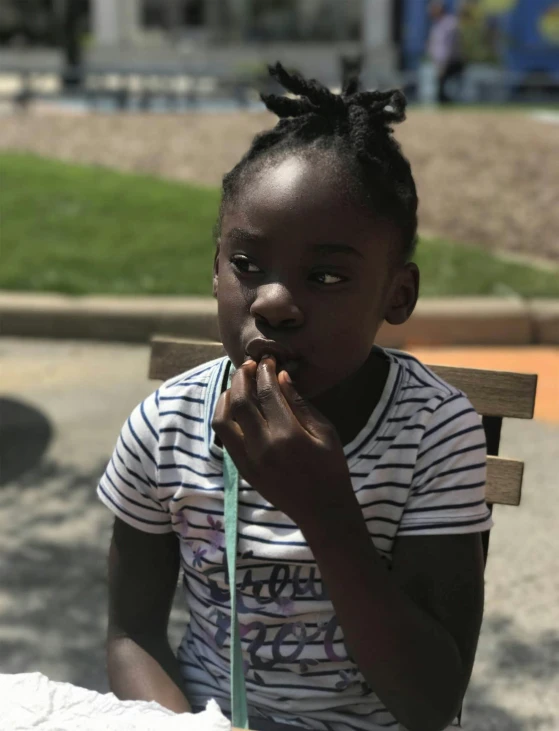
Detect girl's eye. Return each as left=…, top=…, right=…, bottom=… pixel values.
left=230, top=255, right=262, bottom=274
left=311, top=272, right=347, bottom=285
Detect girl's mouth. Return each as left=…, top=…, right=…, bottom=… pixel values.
left=245, top=338, right=300, bottom=375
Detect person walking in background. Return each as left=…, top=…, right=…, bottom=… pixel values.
left=428, top=1, right=465, bottom=104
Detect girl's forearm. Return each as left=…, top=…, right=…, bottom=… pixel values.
left=107, top=634, right=191, bottom=714
left=300, top=504, right=463, bottom=731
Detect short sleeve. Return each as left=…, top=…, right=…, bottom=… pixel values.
left=97, top=389, right=172, bottom=534
left=399, top=393, right=494, bottom=535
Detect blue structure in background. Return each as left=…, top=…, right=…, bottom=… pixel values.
left=504, top=0, right=559, bottom=74
left=402, top=0, right=559, bottom=77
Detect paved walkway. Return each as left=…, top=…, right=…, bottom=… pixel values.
left=0, top=339, right=558, bottom=730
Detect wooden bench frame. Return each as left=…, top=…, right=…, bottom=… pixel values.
left=148, top=335, right=538, bottom=726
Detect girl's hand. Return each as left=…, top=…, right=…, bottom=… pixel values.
left=212, top=356, right=355, bottom=528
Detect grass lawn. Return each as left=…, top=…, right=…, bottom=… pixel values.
left=2, top=152, right=558, bottom=298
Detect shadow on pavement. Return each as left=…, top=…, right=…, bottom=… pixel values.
left=0, top=452, right=188, bottom=693
left=464, top=614, right=559, bottom=730
left=0, top=398, right=53, bottom=486
left=0, top=456, right=113, bottom=691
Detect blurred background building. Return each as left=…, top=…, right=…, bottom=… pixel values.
left=0, top=1, right=558, bottom=106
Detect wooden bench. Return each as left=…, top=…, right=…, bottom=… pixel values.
left=148, top=335, right=538, bottom=725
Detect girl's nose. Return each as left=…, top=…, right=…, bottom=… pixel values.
left=250, top=283, right=304, bottom=330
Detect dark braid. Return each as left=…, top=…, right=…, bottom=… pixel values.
left=220, top=62, right=418, bottom=261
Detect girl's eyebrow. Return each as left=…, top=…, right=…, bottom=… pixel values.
left=312, top=243, right=364, bottom=259
left=225, top=227, right=263, bottom=244
left=225, top=229, right=363, bottom=259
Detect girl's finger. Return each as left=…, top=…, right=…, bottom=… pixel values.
left=278, top=370, right=331, bottom=440
left=229, top=362, right=268, bottom=444
left=212, top=390, right=250, bottom=472
left=255, top=356, right=294, bottom=427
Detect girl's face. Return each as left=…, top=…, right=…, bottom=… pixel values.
left=214, top=153, right=418, bottom=399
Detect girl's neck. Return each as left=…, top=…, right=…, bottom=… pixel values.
left=310, top=348, right=390, bottom=447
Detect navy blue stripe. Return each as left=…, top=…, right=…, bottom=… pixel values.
left=160, top=395, right=205, bottom=405
left=413, top=462, right=486, bottom=493
left=159, top=444, right=210, bottom=462
left=160, top=426, right=204, bottom=442
left=424, top=407, right=477, bottom=439
left=364, top=515, right=399, bottom=525
left=118, top=433, right=140, bottom=464
left=345, top=368, right=403, bottom=460
left=175, top=503, right=224, bottom=517
left=388, top=403, right=440, bottom=422
left=413, top=442, right=486, bottom=479
left=159, top=482, right=225, bottom=494
left=399, top=514, right=490, bottom=531
left=154, top=389, right=160, bottom=408
left=181, top=380, right=209, bottom=388
left=237, top=532, right=308, bottom=548
left=115, top=445, right=155, bottom=488
left=355, top=481, right=410, bottom=493
left=140, top=400, right=158, bottom=441
left=404, top=498, right=486, bottom=514
left=98, top=483, right=169, bottom=526
left=404, top=369, right=440, bottom=390
left=127, top=417, right=157, bottom=466
left=434, top=462, right=486, bottom=478
left=392, top=352, right=454, bottom=396
left=181, top=571, right=227, bottom=602
left=370, top=462, right=414, bottom=470
left=414, top=480, right=486, bottom=496
left=238, top=499, right=282, bottom=512
left=210, top=445, right=224, bottom=461
left=207, top=358, right=228, bottom=450
left=239, top=516, right=297, bottom=530
left=388, top=442, right=421, bottom=451
left=177, top=645, right=228, bottom=676
left=172, top=363, right=215, bottom=385
left=396, top=396, right=439, bottom=405
left=158, top=462, right=222, bottom=479
left=360, top=497, right=407, bottom=509
left=109, top=456, right=136, bottom=491
left=105, top=465, right=164, bottom=513
left=417, top=424, right=484, bottom=460
left=160, top=410, right=204, bottom=423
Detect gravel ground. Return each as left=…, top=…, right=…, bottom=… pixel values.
left=0, top=108, right=558, bottom=262
left=1, top=338, right=558, bottom=730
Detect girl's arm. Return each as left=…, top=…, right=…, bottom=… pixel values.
left=106, top=517, right=191, bottom=713
left=300, top=511, right=484, bottom=731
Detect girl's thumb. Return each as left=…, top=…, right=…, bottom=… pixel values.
left=279, top=371, right=327, bottom=438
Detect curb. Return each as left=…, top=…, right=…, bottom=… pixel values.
left=1, top=292, right=558, bottom=346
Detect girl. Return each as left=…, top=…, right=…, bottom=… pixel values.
left=98, top=64, right=491, bottom=731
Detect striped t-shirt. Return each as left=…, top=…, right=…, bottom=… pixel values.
left=97, top=348, right=493, bottom=731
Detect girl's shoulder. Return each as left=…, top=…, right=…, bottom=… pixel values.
left=127, top=356, right=230, bottom=450
left=384, top=348, right=462, bottom=401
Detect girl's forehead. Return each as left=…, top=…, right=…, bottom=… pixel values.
left=230, top=154, right=372, bottom=233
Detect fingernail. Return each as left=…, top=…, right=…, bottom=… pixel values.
left=283, top=371, right=292, bottom=384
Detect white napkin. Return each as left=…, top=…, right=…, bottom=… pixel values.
left=0, top=672, right=231, bottom=731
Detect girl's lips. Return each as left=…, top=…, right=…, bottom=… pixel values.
left=245, top=338, right=300, bottom=374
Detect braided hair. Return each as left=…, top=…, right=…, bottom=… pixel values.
left=220, top=63, right=418, bottom=261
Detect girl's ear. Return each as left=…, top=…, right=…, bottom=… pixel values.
left=212, top=243, right=220, bottom=299
left=384, top=263, right=420, bottom=325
